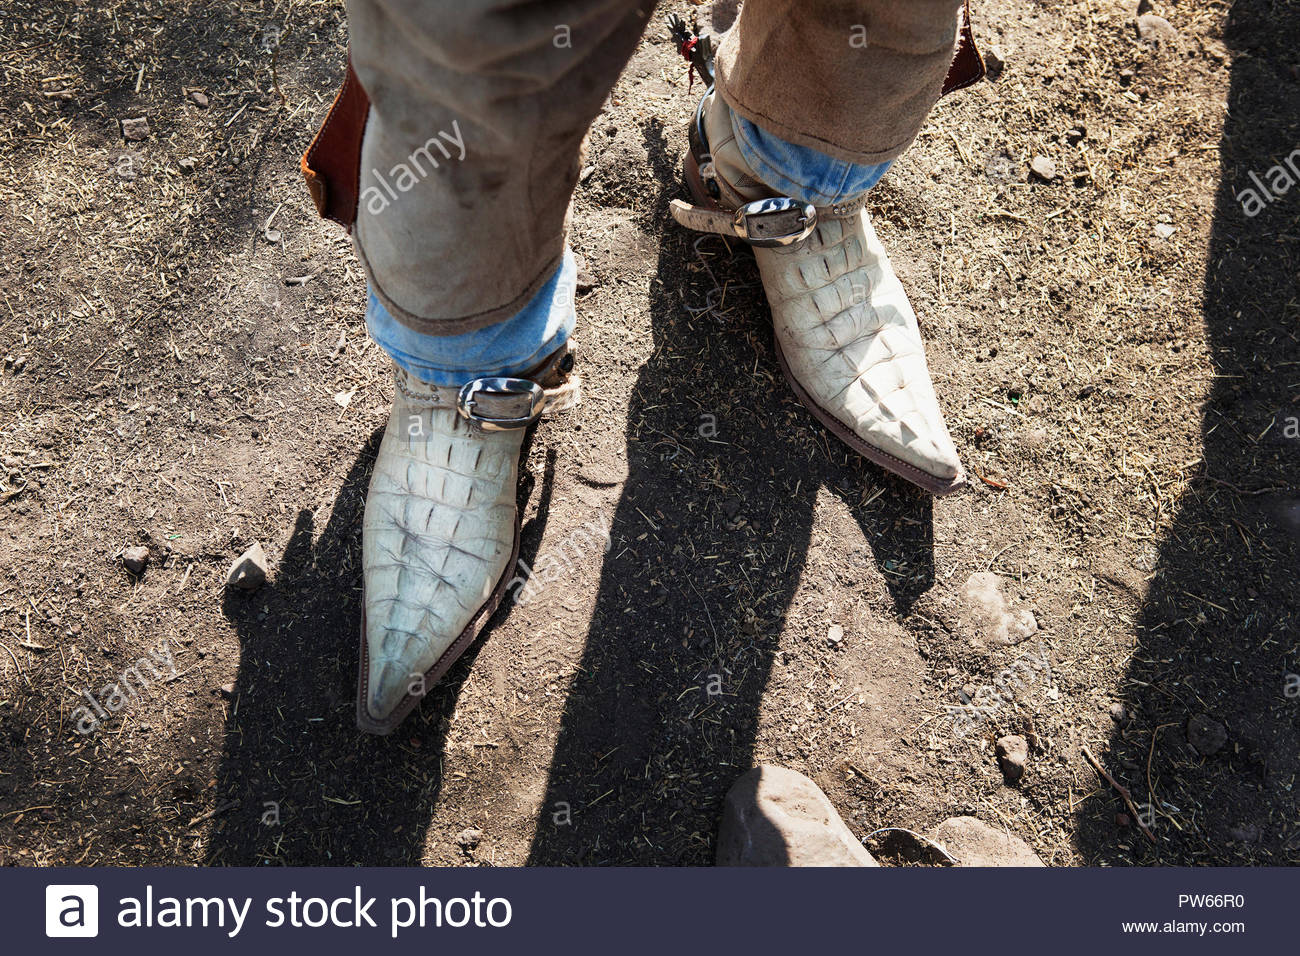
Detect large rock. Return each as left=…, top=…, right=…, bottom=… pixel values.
left=929, top=816, right=1045, bottom=867
left=716, top=766, right=877, bottom=867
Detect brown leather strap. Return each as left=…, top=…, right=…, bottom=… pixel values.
left=942, top=1, right=985, bottom=96
left=300, top=55, right=370, bottom=229
left=669, top=199, right=737, bottom=238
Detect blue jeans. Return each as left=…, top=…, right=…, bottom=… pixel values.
left=367, top=112, right=892, bottom=385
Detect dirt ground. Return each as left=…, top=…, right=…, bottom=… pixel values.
left=1, top=0, right=1296, bottom=867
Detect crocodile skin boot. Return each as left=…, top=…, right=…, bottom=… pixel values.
left=670, top=90, right=966, bottom=495
left=358, top=350, right=579, bottom=733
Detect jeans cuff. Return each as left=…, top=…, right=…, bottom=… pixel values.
left=366, top=249, right=577, bottom=387
left=732, top=114, right=892, bottom=206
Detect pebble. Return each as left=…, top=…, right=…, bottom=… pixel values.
left=120, top=116, right=150, bottom=141
left=1154, top=222, right=1176, bottom=239
left=226, top=542, right=268, bottom=591
left=826, top=624, right=844, bottom=645
left=996, top=733, right=1029, bottom=783
left=1109, top=701, right=1128, bottom=724
left=122, top=546, right=150, bottom=574
left=1029, top=155, right=1058, bottom=182
left=218, top=683, right=236, bottom=698
left=983, top=45, right=1005, bottom=81
left=1136, top=14, right=1179, bottom=47
left=178, top=157, right=198, bottom=174
left=455, top=827, right=482, bottom=850
left=188, top=90, right=209, bottom=109
left=1186, top=714, right=1227, bottom=756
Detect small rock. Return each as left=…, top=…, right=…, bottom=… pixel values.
left=455, top=827, right=482, bottom=850
left=218, top=683, right=236, bottom=698
left=983, top=45, right=1005, bottom=81
left=1029, top=155, right=1058, bottom=182
left=1109, top=701, right=1128, bottom=724
left=188, top=90, right=209, bottom=109
left=996, top=734, right=1029, bottom=783
left=120, top=116, right=150, bottom=141
left=961, top=571, right=1039, bottom=646
left=1186, top=714, right=1227, bottom=756
left=226, top=542, right=268, bottom=591
left=178, top=156, right=198, bottom=174
left=1154, top=222, right=1176, bottom=239
left=716, top=766, right=877, bottom=867
left=929, top=816, right=1044, bottom=866
left=1136, top=13, right=1179, bottom=48
left=826, top=624, right=844, bottom=645
left=122, top=546, right=150, bottom=575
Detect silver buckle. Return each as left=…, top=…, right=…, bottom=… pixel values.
left=456, top=377, right=546, bottom=431
left=732, top=197, right=817, bottom=247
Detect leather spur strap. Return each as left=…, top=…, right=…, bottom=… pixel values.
left=300, top=55, right=370, bottom=229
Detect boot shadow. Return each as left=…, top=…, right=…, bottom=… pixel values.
left=1071, top=0, right=1300, bottom=863
left=207, top=430, right=556, bottom=864
left=525, top=119, right=936, bottom=864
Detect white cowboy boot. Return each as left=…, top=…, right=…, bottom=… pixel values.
left=358, top=351, right=579, bottom=733
left=671, top=91, right=966, bottom=495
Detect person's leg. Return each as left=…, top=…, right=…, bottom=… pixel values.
left=348, top=0, right=652, bottom=334
left=329, top=0, right=651, bottom=730
left=714, top=0, right=968, bottom=166
left=672, top=1, right=972, bottom=494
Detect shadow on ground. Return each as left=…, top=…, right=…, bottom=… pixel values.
left=525, top=119, right=936, bottom=865
left=207, top=437, right=557, bottom=864
left=1073, top=0, right=1300, bottom=864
